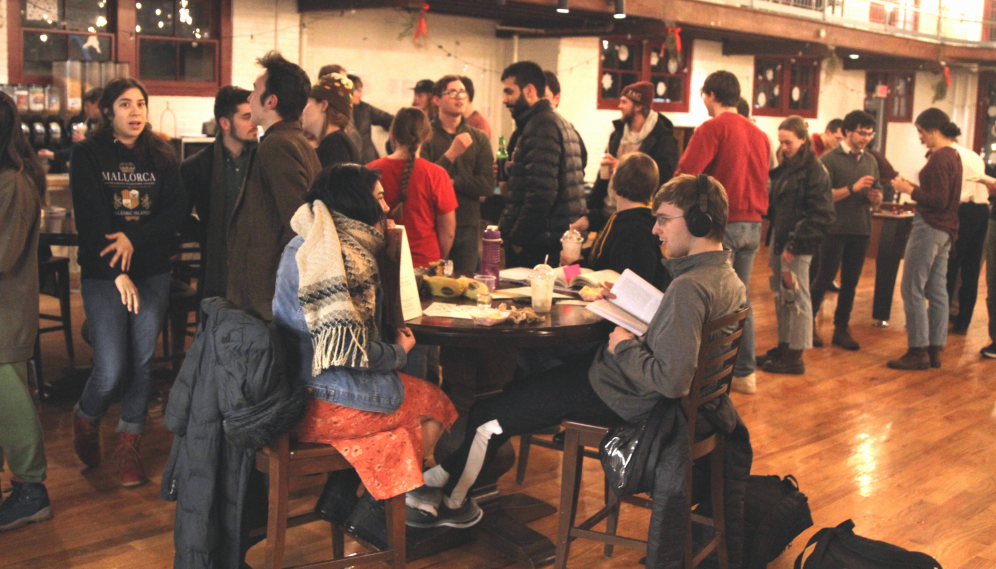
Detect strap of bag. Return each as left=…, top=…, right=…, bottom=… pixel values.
left=794, top=526, right=835, bottom=569
left=831, top=523, right=941, bottom=568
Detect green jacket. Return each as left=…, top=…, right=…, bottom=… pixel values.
left=420, top=117, right=494, bottom=227
left=0, top=170, right=41, bottom=363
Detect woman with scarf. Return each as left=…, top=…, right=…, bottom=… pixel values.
left=272, top=164, right=457, bottom=523
left=754, top=116, right=834, bottom=380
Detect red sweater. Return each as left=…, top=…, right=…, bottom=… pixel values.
left=676, top=112, right=770, bottom=222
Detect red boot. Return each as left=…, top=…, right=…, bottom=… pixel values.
left=115, top=433, right=148, bottom=488
left=72, top=414, right=101, bottom=468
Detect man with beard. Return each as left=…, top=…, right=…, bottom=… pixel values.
left=421, top=75, right=494, bottom=272
left=348, top=74, right=394, bottom=164
left=572, top=81, right=678, bottom=234
left=180, top=86, right=257, bottom=298
left=498, top=61, right=585, bottom=268
left=675, top=70, right=770, bottom=394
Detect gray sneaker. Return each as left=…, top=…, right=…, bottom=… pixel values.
left=405, top=485, right=443, bottom=516
left=406, top=497, right=483, bottom=529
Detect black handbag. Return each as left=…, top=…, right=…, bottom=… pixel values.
left=742, top=474, right=813, bottom=568
left=795, top=520, right=941, bottom=569
left=600, top=397, right=676, bottom=496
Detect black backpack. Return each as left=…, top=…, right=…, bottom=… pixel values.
left=743, top=475, right=813, bottom=568
left=795, top=520, right=942, bottom=569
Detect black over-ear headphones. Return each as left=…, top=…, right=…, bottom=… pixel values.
left=685, top=174, right=713, bottom=238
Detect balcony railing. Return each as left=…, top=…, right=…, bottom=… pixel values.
left=701, top=0, right=996, bottom=46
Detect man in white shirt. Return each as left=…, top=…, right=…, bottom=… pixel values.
left=947, top=144, right=994, bottom=334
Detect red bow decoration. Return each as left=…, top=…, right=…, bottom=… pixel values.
left=415, top=3, right=429, bottom=39
left=943, top=66, right=950, bottom=88
left=663, top=27, right=682, bottom=58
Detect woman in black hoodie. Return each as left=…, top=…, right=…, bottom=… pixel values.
left=70, top=77, right=185, bottom=487
left=754, top=116, right=834, bottom=379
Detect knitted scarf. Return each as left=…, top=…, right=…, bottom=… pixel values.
left=290, top=201, right=384, bottom=376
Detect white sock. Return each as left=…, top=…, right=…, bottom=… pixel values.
left=422, top=465, right=450, bottom=488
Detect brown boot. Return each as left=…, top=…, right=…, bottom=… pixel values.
left=812, top=320, right=823, bottom=348
left=756, top=343, right=789, bottom=367
left=72, top=414, right=101, bottom=468
left=832, top=327, right=860, bottom=351
left=115, top=433, right=148, bottom=488
left=762, top=349, right=805, bottom=375
left=887, top=347, right=930, bottom=370
left=927, top=346, right=943, bottom=368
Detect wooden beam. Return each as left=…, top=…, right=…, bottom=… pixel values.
left=722, top=39, right=831, bottom=59
left=842, top=56, right=943, bottom=74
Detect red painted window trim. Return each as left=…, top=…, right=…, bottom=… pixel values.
left=596, top=36, right=693, bottom=114
left=751, top=56, right=820, bottom=120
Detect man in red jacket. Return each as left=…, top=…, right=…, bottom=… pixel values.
left=675, top=70, right=771, bottom=394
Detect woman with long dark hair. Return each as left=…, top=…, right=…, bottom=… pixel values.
left=272, top=163, right=457, bottom=525
left=889, top=108, right=963, bottom=370
left=70, top=77, right=186, bottom=486
left=368, top=108, right=457, bottom=267
left=0, top=92, right=53, bottom=531
left=301, top=73, right=360, bottom=167
left=753, top=116, right=834, bottom=382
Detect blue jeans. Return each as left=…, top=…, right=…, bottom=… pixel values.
left=900, top=214, right=952, bottom=348
left=768, top=249, right=813, bottom=350
left=724, top=222, right=760, bottom=376
left=76, top=273, right=171, bottom=434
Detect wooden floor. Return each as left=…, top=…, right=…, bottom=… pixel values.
left=5, top=248, right=995, bottom=569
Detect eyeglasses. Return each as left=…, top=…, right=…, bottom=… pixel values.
left=655, top=214, right=684, bottom=227
left=441, top=90, right=469, bottom=99
left=854, top=130, right=875, bottom=138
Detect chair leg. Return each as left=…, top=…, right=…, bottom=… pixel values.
left=161, top=313, right=171, bottom=360
left=603, top=480, right=620, bottom=558
left=516, top=435, right=532, bottom=485
left=711, top=441, right=729, bottom=569
left=554, top=427, right=585, bottom=569
left=384, top=493, right=406, bottom=569
left=685, top=459, right=695, bottom=568
left=33, top=334, right=43, bottom=388
left=331, top=523, right=345, bottom=559
left=170, top=306, right=188, bottom=372
left=265, top=436, right=291, bottom=569
left=56, top=264, right=74, bottom=362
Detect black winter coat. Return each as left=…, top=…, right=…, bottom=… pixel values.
left=161, top=298, right=307, bottom=569
left=586, top=112, right=679, bottom=233
left=499, top=99, right=586, bottom=255
left=767, top=151, right=835, bottom=256
left=631, top=395, right=752, bottom=569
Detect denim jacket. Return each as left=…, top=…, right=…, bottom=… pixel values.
left=272, top=236, right=405, bottom=413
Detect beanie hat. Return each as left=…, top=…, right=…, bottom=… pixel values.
left=621, top=81, right=654, bottom=107
left=310, top=73, right=354, bottom=116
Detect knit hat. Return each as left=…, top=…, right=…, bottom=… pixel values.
left=310, top=73, right=354, bottom=116
left=621, top=81, right=654, bottom=107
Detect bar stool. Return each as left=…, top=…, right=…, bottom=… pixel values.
left=553, top=307, right=748, bottom=569
left=34, top=256, right=74, bottom=381
left=253, top=432, right=406, bottom=569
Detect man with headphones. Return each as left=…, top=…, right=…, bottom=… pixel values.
left=408, top=176, right=750, bottom=560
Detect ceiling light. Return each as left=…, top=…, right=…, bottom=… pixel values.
left=613, top=0, right=626, bottom=19
left=557, top=0, right=569, bottom=13
left=849, top=54, right=859, bottom=59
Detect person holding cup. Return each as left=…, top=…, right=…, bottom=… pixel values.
left=561, top=152, right=670, bottom=291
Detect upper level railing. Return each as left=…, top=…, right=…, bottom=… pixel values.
left=700, top=0, right=995, bottom=46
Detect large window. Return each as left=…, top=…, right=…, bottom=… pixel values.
left=7, top=0, right=231, bottom=96
left=866, top=71, right=915, bottom=123
left=597, top=37, right=693, bottom=113
left=752, top=56, right=820, bottom=119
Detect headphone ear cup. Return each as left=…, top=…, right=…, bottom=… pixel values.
left=685, top=209, right=712, bottom=238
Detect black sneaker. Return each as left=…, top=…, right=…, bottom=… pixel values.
left=0, top=481, right=53, bottom=532
left=982, top=344, right=996, bottom=359
left=406, top=497, right=483, bottom=529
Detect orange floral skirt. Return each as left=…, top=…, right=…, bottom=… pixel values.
left=295, top=373, right=458, bottom=500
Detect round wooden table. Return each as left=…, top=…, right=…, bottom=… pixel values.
left=406, top=298, right=613, bottom=568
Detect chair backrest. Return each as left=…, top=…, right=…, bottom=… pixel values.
left=681, top=306, right=749, bottom=450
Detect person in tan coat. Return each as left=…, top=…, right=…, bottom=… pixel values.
left=227, top=51, right=321, bottom=320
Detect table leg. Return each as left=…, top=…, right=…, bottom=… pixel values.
left=873, top=217, right=913, bottom=322
left=404, top=345, right=558, bottom=567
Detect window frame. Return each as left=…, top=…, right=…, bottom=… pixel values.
left=866, top=71, right=915, bottom=123
left=596, top=36, right=693, bottom=114
left=6, top=0, right=232, bottom=97
left=751, top=55, right=821, bottom=119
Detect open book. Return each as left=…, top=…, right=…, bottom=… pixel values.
left=379, top=226, right=423, bottom=327
left=585, top=269, right=664, bottom=336
left=499, top=266, right=620, bottom=289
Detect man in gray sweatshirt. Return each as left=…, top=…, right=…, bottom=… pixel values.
left=407, top=175, right=747, bottom=545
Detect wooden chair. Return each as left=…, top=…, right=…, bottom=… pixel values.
left=254, top=433, right=406, bottom=569
left=553, top=307, right=749, bottom=569
left=35, top=256, right=74, bottom=378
